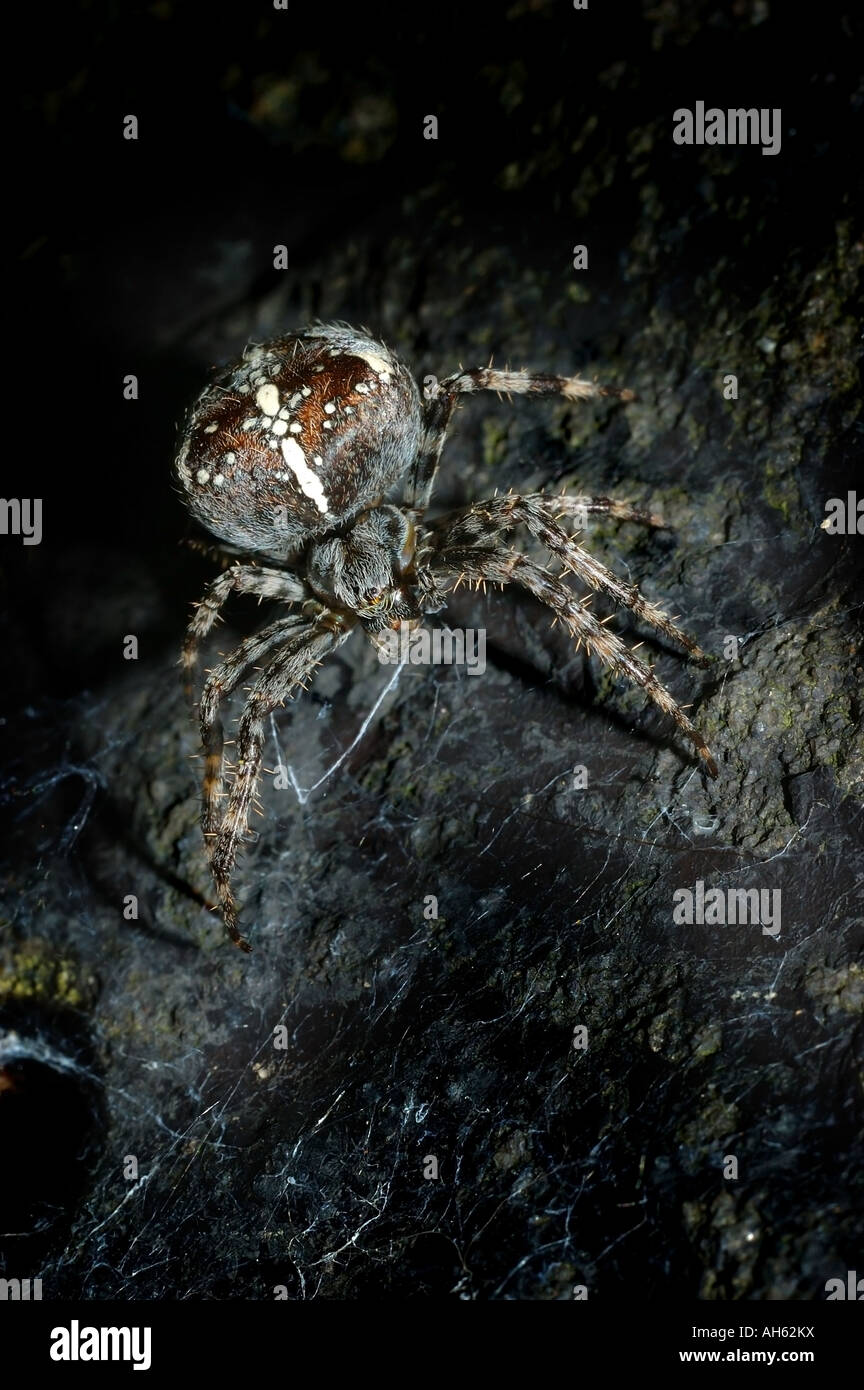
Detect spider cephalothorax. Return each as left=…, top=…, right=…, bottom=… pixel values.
left=176, top=322, right=717, bottom=951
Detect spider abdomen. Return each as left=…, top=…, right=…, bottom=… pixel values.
left=175, top=324, right=422, bottom=560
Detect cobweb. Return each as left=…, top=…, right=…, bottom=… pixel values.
left=1, top=549, right=861, bottom=1300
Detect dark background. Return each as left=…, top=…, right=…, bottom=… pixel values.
left=2, top=0, right=862, bottom=1301
left=7, top=1, right=861, bottom=696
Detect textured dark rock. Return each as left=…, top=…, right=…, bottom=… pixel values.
left=2, top=0, right=861, bottom=1300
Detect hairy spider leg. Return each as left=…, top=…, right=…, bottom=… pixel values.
left=198, top=614, right=310, bottom=871
left=183, top=564, right=307, bottom=700
left=207, top=621, right=353, bottom=951
left=408, top=365, right=635, bottom=510
left=431, top=544, right=718, bottom=777
left=428, top=493, right=709, bottom=663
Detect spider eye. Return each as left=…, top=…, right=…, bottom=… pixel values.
left=366, top=590, right=386, bottom=607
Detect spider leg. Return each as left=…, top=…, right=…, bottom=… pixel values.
left=207, top=619, right=353, bottom=951
left=198, top=615, right=311, bottom=862
left=427, top=493, right=708, bottom=662
left=183, top=563, right=308, bottom=699
left=433, top=546, right=718, bottom=777
left=408, top=364, right=635, bottom=510
left=428, top=490, right=664, bottom=538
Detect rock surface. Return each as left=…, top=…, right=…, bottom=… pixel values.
left=2, top=0, right=861, bottom=1299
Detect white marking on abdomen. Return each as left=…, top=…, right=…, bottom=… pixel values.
left=280, top=437, right=328, bottom=513
left=256, top=383, right=281, bottom=416
left=355, top=348, right=391, bottom=375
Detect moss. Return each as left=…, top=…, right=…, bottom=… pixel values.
left=0, top=944, right=94, bottom=1010
left=762, top=461, right=804, bottom=527
left=692, top=1022, right=723, bottom=1061
left=676, top=1092, right=738, bottom=1149
left=622, top=876, right=652, bottom=898
left=683, top=412, right=708, bottom=450
left=481, top=417, right=511, bottom=469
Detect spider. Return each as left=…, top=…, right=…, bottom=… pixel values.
left=175, top=322, right=717, bottom=951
